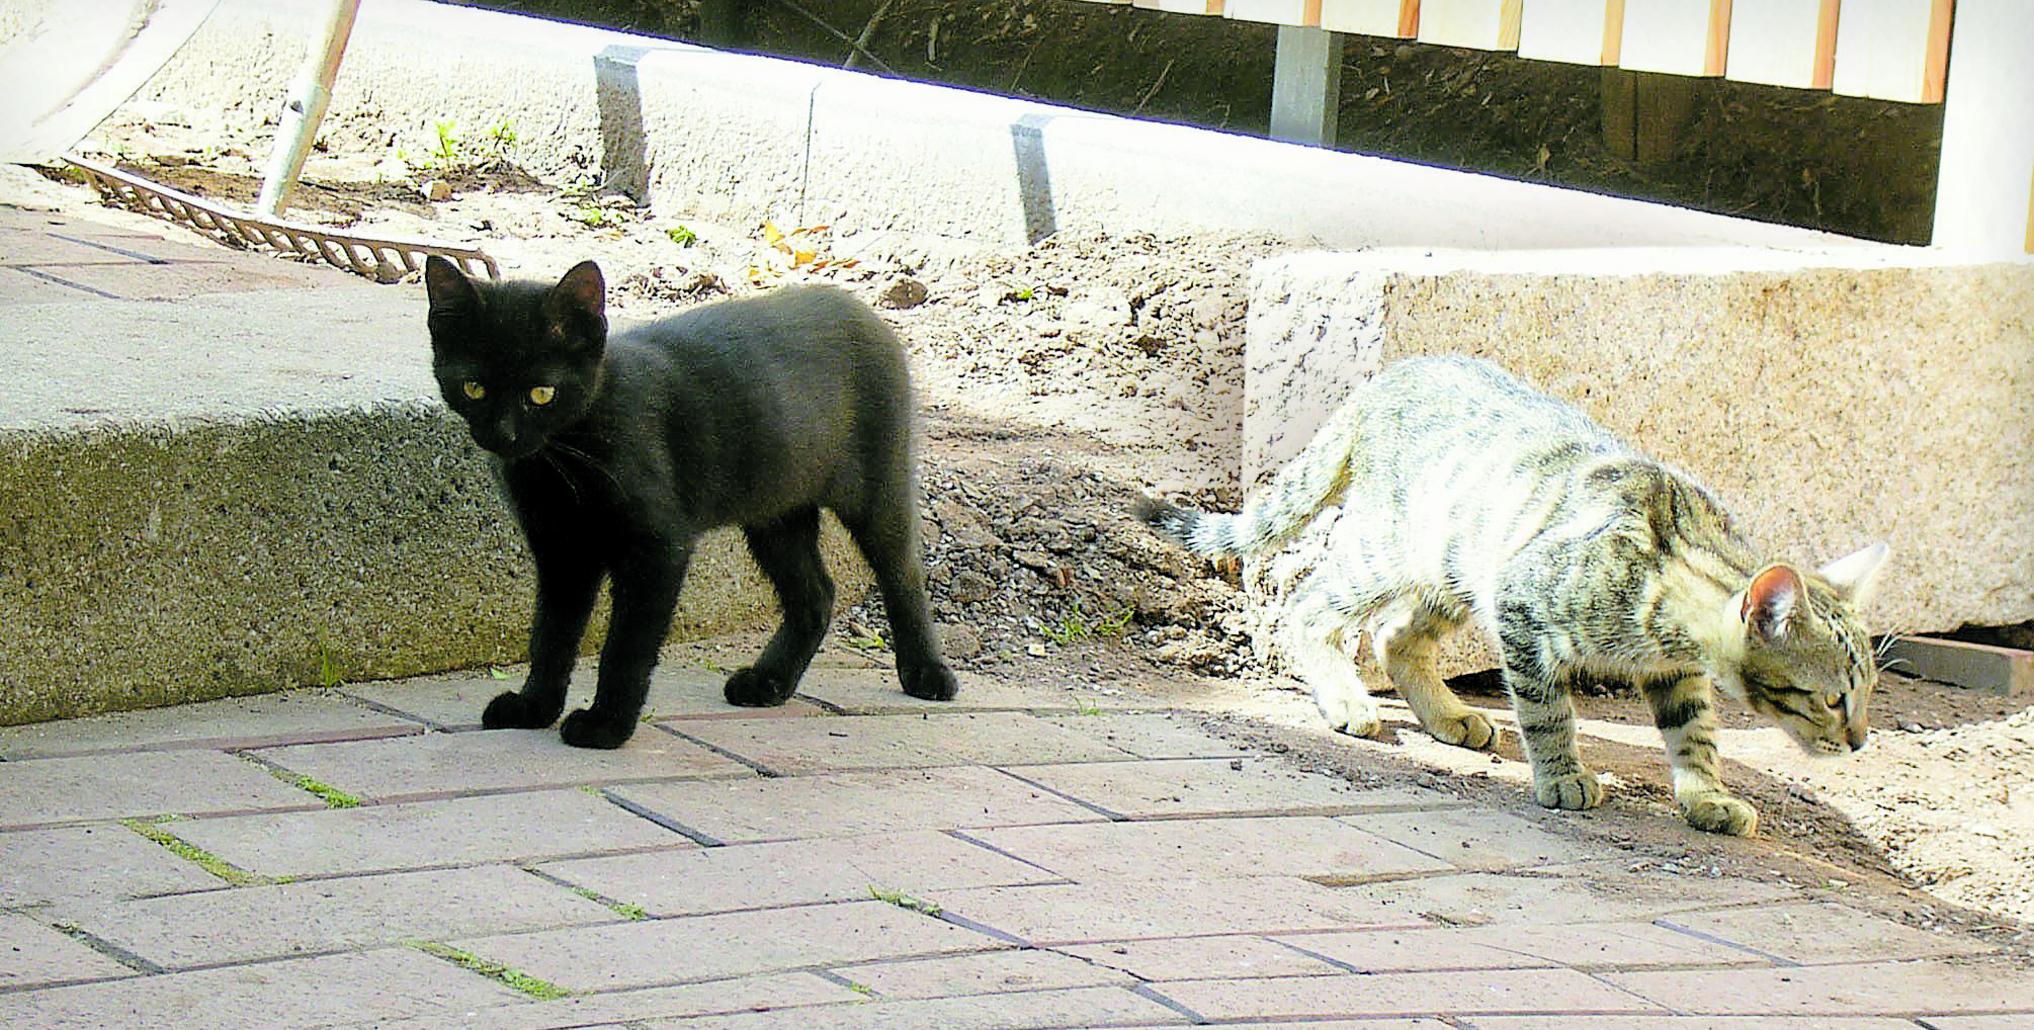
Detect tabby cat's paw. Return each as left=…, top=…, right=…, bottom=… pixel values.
left=900, top=663, right=959, bottom=702
left=1684, top=794, right=1759, bottom=836
left=559, top=707, right=635, bottom=749
left=1323, top=697, right=1382, bottom=739
left=1534, top=769, right=1604, bottom=810
left=724, top=667, right=798, bottom=707
left=481, top=690, right=560, bottom=730
left=1430, top=710, right=1500, bottom=751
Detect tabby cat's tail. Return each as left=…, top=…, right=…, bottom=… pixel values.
left=1135, top=407, right=1359, bottom=560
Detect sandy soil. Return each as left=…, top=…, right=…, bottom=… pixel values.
left=36, top=113, right=2034, bottom=938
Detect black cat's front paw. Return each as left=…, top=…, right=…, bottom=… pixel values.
left=900, top=663, right=959, bottom=702
left=481, top=690, right=561, bottom=730
left=559, top=707, right=636, bottom=749
left=724, top=666, right=798, bottom=707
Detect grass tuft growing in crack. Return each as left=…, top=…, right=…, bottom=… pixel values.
left=868, top=886, right=942, bottom=917
left=121, top=817, right=272, bottom=886
left=411, top=941, right=569, bottom=1000
left=289, top=775, right=362, bottom=809
left=569, top=885, right=648, bottom=921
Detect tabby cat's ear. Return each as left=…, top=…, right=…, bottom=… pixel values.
left=1740, top=564, right=1801, bottom=643
left=544, top=260, right=607, bottom=350
left=423, top=255, right=479, bottom=318
left=1817, top=541, right=1890, bottom=607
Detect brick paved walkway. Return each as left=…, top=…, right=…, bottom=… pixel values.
left=2, top=641, right=2030, bottom=1030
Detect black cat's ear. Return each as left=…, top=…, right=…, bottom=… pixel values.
left=423, top=255, right=480, bottom=318
left=544, top=260, right=607, bottom=349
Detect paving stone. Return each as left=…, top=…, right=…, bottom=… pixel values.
left=671, top=713, right=1137, bottom=775
left=927, top=877, right=1416, bottom=945
left=1033, top=712, right=1257, bottom=758
left=639, top=985, right=1187, bottom=1030
left=539, top=831, right=1060, bottom=917
left=347, top=667, right=821, bottom=729
left=0, top=750, right=317, bottom=828
left=1473, top=1019, right=1921, bottom=1030
left=1342, top=807, right=1594, bottom=870
left=793, top=667, right=1147, bottom=715
left=1160, top=969, right=1663, bottom=1020
left=59, top=864, right=617, bottom=969
left=1006, top=757, right=1453, bottom=820
left=1604, top=959, right=2034, bottom=1015
left=29, top=259, right=329, bottom=300
left=370, top=973, right=861, bottom=1030
left=1328, top=871, right=1795, bottom=927
left=0, top=267, right=101, bottom=303
left=456, top=899, right=1005, bottom=993
left=250, top=728, right=750, bottom=801
left=0, top=912, right=136, bottom=990
left=969, top=815, right=1450, bottom=882
left=0, top=825, right=218, bottom=906
left=608, top=766, right=1106, bottom=844
left=832, top=949, right=1133, bottom=998
left=1281, top=920, right=1763, bottom=972
left=0, top=691, right=418, bottom=759
left=0, top=232, right=147, bottom=265
left=1656, top=901, right=1995, bottom=964
left=1914, top=1018, right=2034, bottom=1030
left=0, top=947, right=524, bottom=1030
left=1055, top=935, right=1343, bottom=981
left=171, top=789, right=687, bottom=878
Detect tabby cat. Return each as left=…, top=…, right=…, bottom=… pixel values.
left=1140, top=355, right=1887, bottom=835
left=425, top=256, right=956, bottom=749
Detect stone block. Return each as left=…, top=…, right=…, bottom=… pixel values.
left=0, top=690, right=417, bottom=759
left=1008, top=757, right=1452, bottom=820
left=537, top=831, right=1059, bottom=917
left=0, top=750, right=315, bottom=829
left=1658, top=901, right=1995, bottom=965
left=455, top=900, right=1005, bottom=993
left=1340, top=808, right=1594, bottom=870
left=249, top=728, right=750, bottom=801
left=0, top=825, right=218, bottom=906
left=607, top=766, right=1107, bottom=844
left=0, top=912, right=135, bottom=990
left=1055, top=935, right=1343, bottom=981
left=927, top=877, right=1417, bottom=945
left=58, top=864, right=617, bottom=968
left=1604, top=959, right=2034, bottom=1015
left=670, top=713, right=1136, bottom=776
left=1161, top=969, right=1662, bottom=1020
left=969, top=815, right=1451, bottom=881
left=830, top=949, right=1132, bottom=998
left=170, top=789, right=687, bottom=878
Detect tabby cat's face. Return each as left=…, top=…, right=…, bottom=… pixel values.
left=1718, top=543, right=1889, bottom=755
left=424, top=258, right=606, bottom=461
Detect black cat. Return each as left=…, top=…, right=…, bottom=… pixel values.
left=423, top=256, right=957, bottom=748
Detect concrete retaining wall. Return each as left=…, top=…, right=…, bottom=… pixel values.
left=1, top=280, right=862, bottom=726
left=1244, top=248, right=2034, bottom=638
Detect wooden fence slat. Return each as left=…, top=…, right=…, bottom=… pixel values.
left=1619, top=0, right=1731, bottom=77
left=1725, top=0, right=1837, bottom=89
left=1320, top=0, right=1420, bottom=36
left=1832, top=0, right=1953, bottom=103
left=1418, top=0, right=1524, bottom=49
left=1517, top=0, right=1624, bottom=65
left=1225, top=0, right=1322, bottom=25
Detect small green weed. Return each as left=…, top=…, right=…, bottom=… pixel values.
left=292, top=776, right=361, bottom=809
left=667, top=225, right=698, bottom=247
left=847, top=981, right=876, bottom=997
left=1014, top=286, right=1035, bottom=301
left=569, top=203, right=614, bottom=228
left=411, top=941, right=569, bottom=1000
left=1042, top=599, right=1135, bottom=646
left=843, top=630, right=888, bottom=652
left=1073, top=698, right=1105, bottom=716
left=570, top=885, right=648, bottom=921
left=314, top=642, right=344, bottom=689
left=123, top=818, right=271, bottom=886
left=487, top=666, right=513, bottom=681
left=868, top=886, right=941, bottom=917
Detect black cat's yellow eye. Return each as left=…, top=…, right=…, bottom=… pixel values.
left=461, top=381, right=485, bottom=400
left=528, top=386, right=556, bottom=406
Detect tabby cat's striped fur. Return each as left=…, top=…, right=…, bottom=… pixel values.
left=1140, top=356, right=1888, bottom=836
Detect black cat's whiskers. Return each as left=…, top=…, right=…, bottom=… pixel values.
left=537, top=449, right=582, bottom=505
left=546, top=440, right=624, bottom=493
